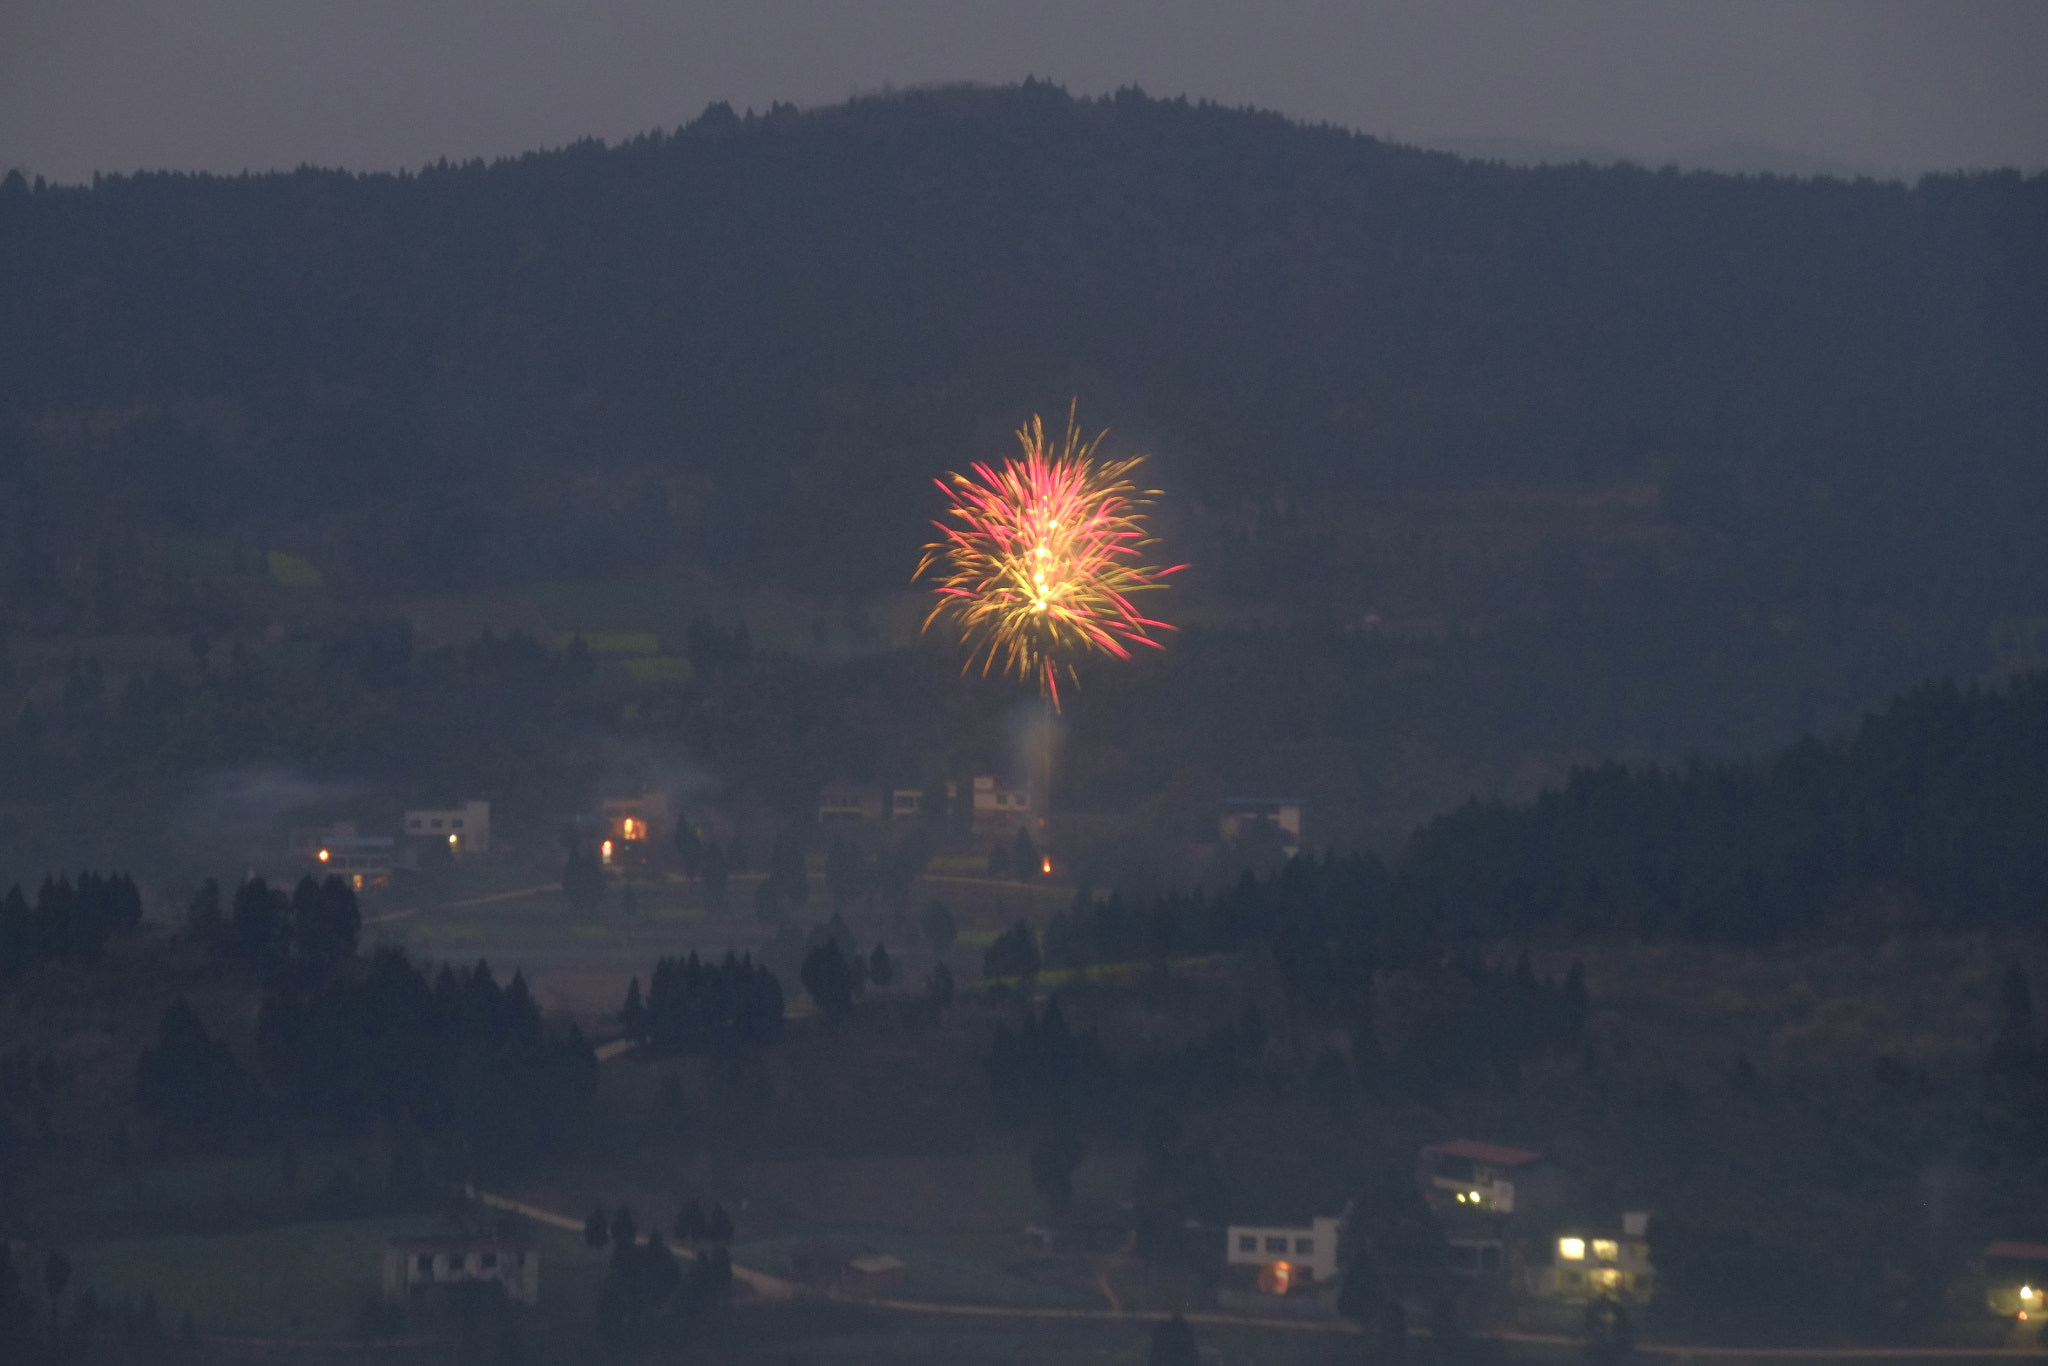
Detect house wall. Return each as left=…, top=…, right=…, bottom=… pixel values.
left=404, top=800, right=491, bottom=853
left=1223, top=1217, right=1340, bottom=1284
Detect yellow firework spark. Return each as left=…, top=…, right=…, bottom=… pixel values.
left=917, top=404, right=1184, bottom=710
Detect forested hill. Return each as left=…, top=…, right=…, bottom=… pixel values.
left=1, top=81, right=2044, bottom=628
left=1397, top=671, right=2048, bottom=943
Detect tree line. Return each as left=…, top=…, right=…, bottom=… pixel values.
left=0, top=871, right=142, bottom=978
left=135, top=949, right=598, bottom=1180
left=619, top=951, right=784, bottom=1055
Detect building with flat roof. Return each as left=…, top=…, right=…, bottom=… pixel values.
left=972, top=775, right=1031, bottom=829
left=290, top=821, right=393, bottom=888
left=818, top=785, right=885, bottom=825
left=382, top=1237, right=538, bottom=1306
left=1220, top=796, right=1305, bottom=850
left=1523, top=1212, right=1655, bottom=1311
left=1223, top=1215, right=1341, bottom=1290
left=404, top=800, right=491, bottom=855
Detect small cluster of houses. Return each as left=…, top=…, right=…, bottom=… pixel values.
left=815, top=780, right=1307, bottom=852
left=288, top=800, right=493, bottom=889
left=287, top=792, right=685, bottom=888
left=1221, top=1139, right=1651, bottom=1329
left=372, top=1191, right=2048, bottom=1332
left=1222, top=1145, right=2048, bottom=1336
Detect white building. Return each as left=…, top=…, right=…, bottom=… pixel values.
left=819, top=785, right=884, bottom=824
left=1224, top=1215, right=1341, bottom=1288
left=291, top=820, right=393, bottom=887
left=1526, top=1212, right=1655, bottom=1307
left=404, top=800, right=491, bottom=855
left=1220, top=797, right=1305, bottom=850
left=381, top=1237, right=537, bottom=1306
left=972, top=776, right=1031, bottom=827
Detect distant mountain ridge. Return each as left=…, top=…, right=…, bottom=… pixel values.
left=0, top=81, right=2041, bottom=667
left=1423, top=135, right=1902, bottom=182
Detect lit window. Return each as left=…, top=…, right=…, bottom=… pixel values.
left=1266, top=1237, right=1288, bottom=1254
left=1558, top=1237, right=1586, bottom=1261
left=1238, top=1236, right=1256, bottom=1253
left=1592, top=1239, right=1619, bottom=1263
left=1296, top=1238, right=1313, bottom=1255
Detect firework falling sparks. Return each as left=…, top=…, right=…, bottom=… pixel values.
left=917, top=405, right=1185, bottom=710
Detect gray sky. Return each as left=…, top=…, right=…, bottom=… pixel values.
left=3, top=0, right=2044, bottom=184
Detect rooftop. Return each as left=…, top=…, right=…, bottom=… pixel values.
left=1422, top=1139, right=1545, bottom=1168
left=1985, top=1240, right=2048, bottom=1263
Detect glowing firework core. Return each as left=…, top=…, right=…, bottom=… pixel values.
left=918, top=406, right=1184, bottom=709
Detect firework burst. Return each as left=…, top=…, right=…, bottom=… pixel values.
left=917, top=404, right=1185, bottom=710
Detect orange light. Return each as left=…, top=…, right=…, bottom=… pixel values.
left=622, top=818, right=638, bottom=839
left=1041, top=856, right=1052, bottom=875
left=600, top=839, right=613, bottom=861
left=317, top=848, right=330, bottom=863
left=1258, top=1260, right=1292, bottom=1295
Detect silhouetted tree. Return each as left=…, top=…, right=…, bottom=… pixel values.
left=1149, top=1313, right=1199, bottom=1366
left=1030, top=1127, right=1085, bottom=1211
left=801, top=941, right=857, bottom=1021
left=919, top=901, right=957, bottom=957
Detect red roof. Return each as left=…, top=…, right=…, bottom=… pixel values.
left=1985, top=1241, right=2048, bottom=1263
left=1421, top=1139, right=1544, bottom=1168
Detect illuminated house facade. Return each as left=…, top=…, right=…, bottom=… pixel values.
left=1524, top=1212, right=1655, bottom=1308
left=1224, top=1216, right=1342, bottom=1291
left=381, top=1237, right=538, bottom=1306
left=1417, top=1140, right=1564, bottom=1219
left=1983, top=1240, right=2048, bottom=1325
left=598, top=793, right=670, bottom=866
left=404, top=800, right=491, bottom=855
left=290, top=821, right=393, bottom=888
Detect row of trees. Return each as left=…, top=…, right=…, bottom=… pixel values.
left=580, top=1202, right=736, bottom=1350
left=1398, top=673, right=2048, bottom=943
left=184, top=874, right=361, bottom=976
left=133, top=950, right=598, bottom=1177
left=619, top=952, right=784, bottom=1054
left=0, top=871, right=143, bottom=979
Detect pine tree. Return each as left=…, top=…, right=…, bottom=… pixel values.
left=621, top=977, right=648, bottom=1042
left=1148, top=1313, right=1199, bottom=1366
left=674, top=822, right=704, bottom=878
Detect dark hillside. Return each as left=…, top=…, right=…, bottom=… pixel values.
left=1, top=82, right=2042, bottom=619
left=2, top=84, right=2045, bottom=875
